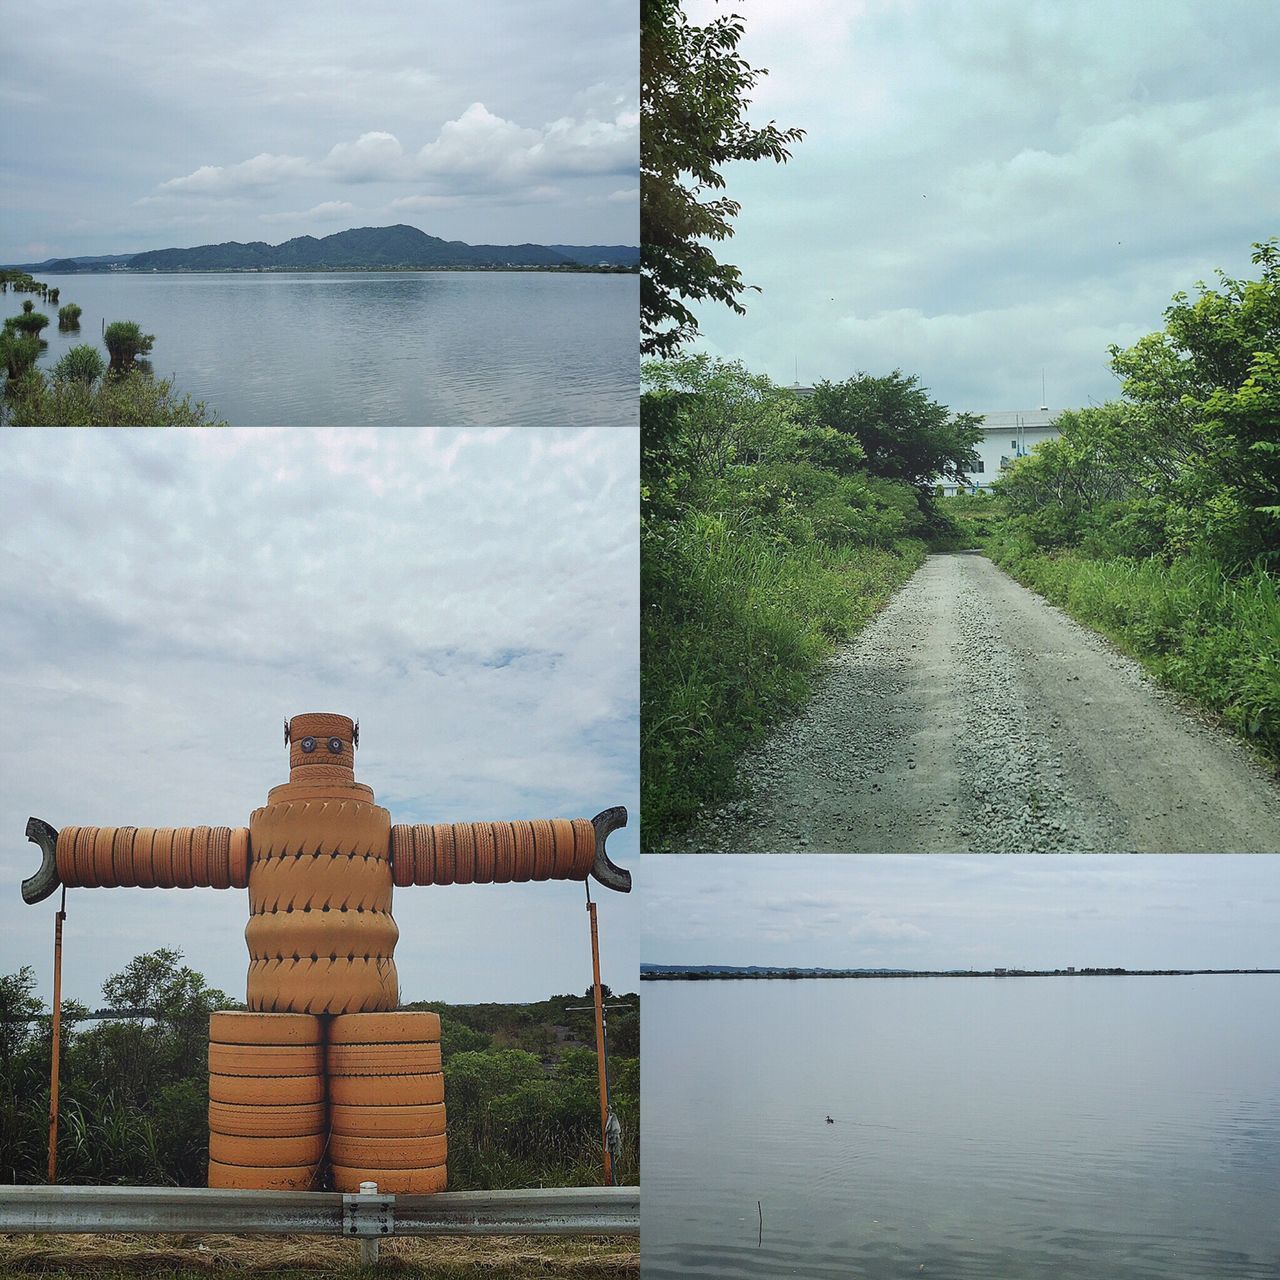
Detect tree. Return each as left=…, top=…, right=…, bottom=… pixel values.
left=642, top=0, right=804, bottom=356
left=1107, top=239, right=1280, bottom=564
left=801, top=372, right=983, bottom=495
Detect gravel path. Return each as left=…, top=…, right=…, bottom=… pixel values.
left=676, top=552, right=1280, bottom=853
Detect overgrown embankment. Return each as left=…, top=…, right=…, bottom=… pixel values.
left=983, top=529, right=1280, bottom=764
left=641, top=356, right=976, bottom=849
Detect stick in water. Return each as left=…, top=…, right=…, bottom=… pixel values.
left=758, top=1200, right=763, bottom=1246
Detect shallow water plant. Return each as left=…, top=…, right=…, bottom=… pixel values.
left=53, top=343, right=105, bottom=385
left=57, top=303, right=82, bottom=329
left=0, top=330, right=41, bottom=380
left=103, top=319, right=155, bottom=370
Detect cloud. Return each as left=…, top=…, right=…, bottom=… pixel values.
left=153, top=102, right=640, bottom=203
left=322, top=130, right=408, bottom=182
left=160, top=152, right=311, bottom=194
left=259, top=200, right=357, bottom=224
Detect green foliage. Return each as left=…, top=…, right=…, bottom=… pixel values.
left=3, top=369, right=225, bottom=426
left=986, top=533, right=1280, bottom=761
left=52, top=344, right=105, bottom=384
left=641, top=0, right=804, bottom=356
left=21, top=299, right=34, bottom=314
left=57, top=303, right=82, bottom=329
left=103, top=320, right=155, bottom=370
left=998, top=241, right=1280, bottom=568
left=642, top=355, right=943, bottom=846
left=801, top=371, right=984, bottom=496
left=0, top=961, right=638, bottom=1191
left=9, top=310, right=49, bottom=337
left=0, top=331, right=41, bottom=380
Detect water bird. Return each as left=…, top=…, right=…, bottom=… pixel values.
left=826, top=1115, right=834, bottom=1124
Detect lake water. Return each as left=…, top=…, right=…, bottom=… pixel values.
left=642, top=976, right=1280, bottom=1279
left=24, top=271, right=636, bottom=426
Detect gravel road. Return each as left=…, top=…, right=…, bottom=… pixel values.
left=677, top=552, right=1280, bottom=853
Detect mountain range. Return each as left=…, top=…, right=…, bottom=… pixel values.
left=11, top=225, right=639, bottom=273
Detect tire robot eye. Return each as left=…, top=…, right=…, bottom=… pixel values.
left=300, top=737, right=316, bottom=753
left=328, top=737, right=343, bottom=754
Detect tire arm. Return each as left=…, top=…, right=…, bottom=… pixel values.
left=390, top=806, right=630, bottom=892
left=21, top=818, right=249, bottom=900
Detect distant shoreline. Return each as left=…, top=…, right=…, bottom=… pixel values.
left=641, top=967, right=1280, bottom=981
left=25, top=264, right=638, bottom=276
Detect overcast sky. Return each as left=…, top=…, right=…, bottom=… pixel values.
left=0, top=428, right=638, bottom=1009
left=677, top=0, right=1280, bottom=414
left=644, top=856, right=1280, bottom=971
left=1, top=0, right=638, bottom=262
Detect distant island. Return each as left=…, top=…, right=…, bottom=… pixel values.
left=642, top=964, right=1280, bottom=980
left=5, top=224, right=639, bottom=274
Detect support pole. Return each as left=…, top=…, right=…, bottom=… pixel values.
left=586, top=893, right=613, bottom=1187
left=47, top=888, right=66, bottom=1185
left=356, top=1182, right=380, bottom=1267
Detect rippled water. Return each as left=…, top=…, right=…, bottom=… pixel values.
left=27, top=271, right=636, bottom=426
left=642, top=976, right=1280, bottom=1279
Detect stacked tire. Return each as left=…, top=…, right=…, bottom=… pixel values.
left=328, top=1011, right=447, bottom=1193
left=207, top=1012, right=327, bottom=1190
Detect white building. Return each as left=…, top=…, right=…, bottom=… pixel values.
left=937, top=408, right=1061, bottom=495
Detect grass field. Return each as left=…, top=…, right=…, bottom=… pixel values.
left=0, top=1233, right=637, bottom=1278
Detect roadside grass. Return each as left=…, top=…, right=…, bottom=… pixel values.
left=0, top=1233, right=636, bottom=1278
left=985, top=529, right=1280, bottom=765
left=642, top=510, right=926, bottom=848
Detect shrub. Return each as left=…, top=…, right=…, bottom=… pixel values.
left=103, top=320, right=156, bottom=370
left=21, top=299, right=33, bottom=314
left=10, top=311, right=49, bottom=337
left=0, top=330, right=41, bottom=380
left=57, top=303, right=82, bottom=329
left=53, top=344, right=105, bottom=385
left=4, top=368, right=224, bottom=426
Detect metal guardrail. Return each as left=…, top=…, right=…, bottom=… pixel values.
left=0, top=1184, right=639, bottom=1238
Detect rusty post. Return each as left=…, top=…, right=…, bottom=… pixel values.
left=586, top=896, right=613, bottom=1187
left=47, top=888, right=66, bottom=1184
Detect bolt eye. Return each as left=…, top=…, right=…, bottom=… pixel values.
left=328, top=737, right=343, bottom=754
left=300, top=736, right=316, bottom=753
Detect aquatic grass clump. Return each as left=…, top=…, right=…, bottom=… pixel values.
left=21, top=299, right=34, bottom=314
left=5, top=368, right=225, bottom=426
left=53, top=344, right=105, bottom=385
left=103, top=319, right=155, bottom=370
left=10, top=310, right=49, bottom=337
left=57, top=303, right=82, bottom=329
left=0, top=330, right=41, bottom=380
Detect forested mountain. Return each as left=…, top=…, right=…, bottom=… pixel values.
left=8, top=226, right=639, bottom=272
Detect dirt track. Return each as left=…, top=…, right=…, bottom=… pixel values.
left=678, top=553, right=1280, bottom=853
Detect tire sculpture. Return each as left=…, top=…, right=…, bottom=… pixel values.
left=21, top=713, right=630, bottom=1194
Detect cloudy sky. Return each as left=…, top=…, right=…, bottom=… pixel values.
left=1, top=0, right=638, bottom=262
left=677, top=0, right=1280, bottom=413
left=644, top=856, right=1280, bottom=971
left=0, top=428, right=638, bottom=1009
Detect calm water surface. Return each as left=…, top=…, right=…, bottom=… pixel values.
left=30, top=271, right=636, bottom=426
left=643, top=977, right=1280, bottom=1279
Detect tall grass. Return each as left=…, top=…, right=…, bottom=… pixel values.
left=987, top=531, right=1280, bottom=761
left=643, top=509, right=926, bottom=847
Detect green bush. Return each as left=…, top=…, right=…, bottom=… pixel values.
left=52, top=344, right=105, bottom=384
left=21, top=299, right=33, bottom=314
left=57, top=303, right=82, bottom=329
left=103, top=320, right=155, bottom=369
left=10, top=311, right=49, bottom=337
left=3, top=368, right=224, bottom=426
left=0, top=331, right=41, bottom=380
